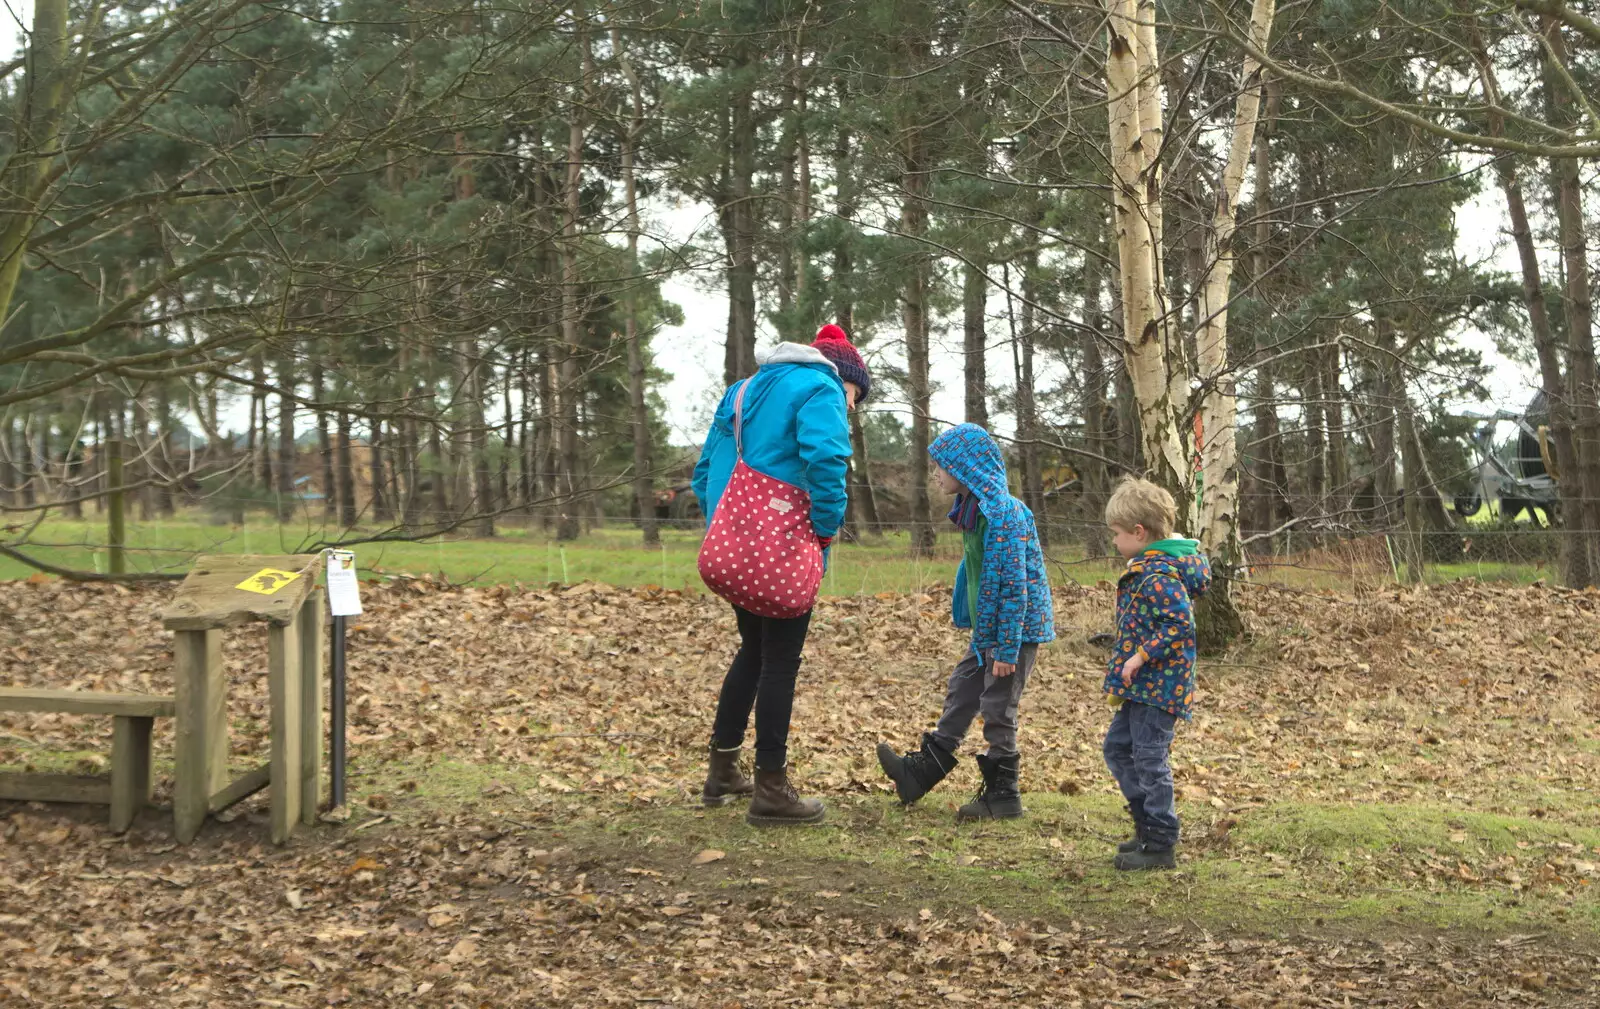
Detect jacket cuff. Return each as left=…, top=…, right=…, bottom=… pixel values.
left=995, top=643, right=1021, bottom=665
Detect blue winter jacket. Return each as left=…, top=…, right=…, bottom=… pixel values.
left=1104, top=547, right=1212, bottom=718
left=929, top=424, right=1055, bottom=665
left=692, top=343, right=852, bottom=539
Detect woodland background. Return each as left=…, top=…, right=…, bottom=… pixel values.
left=2, top=0, right=1600, bottom=644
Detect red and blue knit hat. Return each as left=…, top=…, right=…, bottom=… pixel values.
left=811, top=324, right=872, bottom=404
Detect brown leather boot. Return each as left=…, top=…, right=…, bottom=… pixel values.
left=746, top=766, right=825, bottom=826
left=702, top=745, right=754, bottom=807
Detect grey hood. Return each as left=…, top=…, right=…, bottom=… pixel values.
left=755, top=343, right=838, bottom=371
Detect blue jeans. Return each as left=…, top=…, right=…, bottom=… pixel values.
left=1103, top=701, right=1179, bottom=848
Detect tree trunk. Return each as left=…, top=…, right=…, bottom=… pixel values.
left=370, top=420, right=391, bottom=523
left=1083, top=250, right=1112, bottom=559
left=276, top=360, right=296, bottom=522
left=537, top=351, right=557, bottom=530
left=1192, top=0, right=1275, bottom=651
left=499, top=357, right=512, bottom=517
left=963, top=259, right=989, bottom=427
left=1398, top=395, right=1427, bottom=585
left=1542, top=15, right=1600, bottom=582
left=519, top=345, right=535, bottom=509
left=314, top=363, right=334, bottom=522
left=616, top=33, right=659, bottom=546
left=1370, top=318, right=1400, bottom=526
left=1015, top=259, right=1046, bottom=549
left=775, top=53, right=798, bottom=335
left=556, top=3, right=593, bottom=542
left=252, top=354, right=271, bottom=490
left=1249, top=76, right=1290, bottom=538
left=1105, top=0, right=1188, bottom=509
left=4, top=418, right=23, bottom=509
left=901, top=125, right=936, bottom=556
left=848, top=410, right=883, bottom=536
left=153, top=388, right=174, bottom=516
left=1468, top=12, right=1582, bottom=583
left=833, top=88, right=855, bottom=332
left=336, top=411, right=357, bottom=528
left=1305, top=363, right=1327, bottom=504
left=16, top=419, right=34, bottom=508
left=0, top=0, right=70, bottom=329
left=394, top=343, right=418, bottom=527
left=1324, top=345, right=1349, bottom=503
left=462, top=339, right=495, bottom=537
left=796, top=78, right=811, bottom=307
left=726, top=45, right=758, bottom=382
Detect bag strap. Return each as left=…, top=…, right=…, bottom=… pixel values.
left=733, top=379, right=751, bottom=460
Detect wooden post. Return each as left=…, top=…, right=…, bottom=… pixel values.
left=172, top=630, right=226, bottom=843
left=298, top=588, right=325, bottom=826
left=107, top=439, right=125, bottom=575
left=109, top=715, right=153, bottom=833
left=268, top=613, right=303, bottom=844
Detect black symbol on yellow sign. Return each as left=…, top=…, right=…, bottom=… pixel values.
left=235, top=568, right=301, bottom=595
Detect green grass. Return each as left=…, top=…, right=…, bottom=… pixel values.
left=0, top=513, right=1127, bottom=593
left=334, top=755, right=1600, bottom=938
left=1, top=511, right=1548, bottom=592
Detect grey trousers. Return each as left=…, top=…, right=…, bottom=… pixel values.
left=929, top=644, right=1039, bottom=758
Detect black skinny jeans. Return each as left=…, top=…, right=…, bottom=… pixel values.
left=710, top=606, right=813, bottom=771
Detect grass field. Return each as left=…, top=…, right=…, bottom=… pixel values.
left=0, top=512, right=1552, bottom=591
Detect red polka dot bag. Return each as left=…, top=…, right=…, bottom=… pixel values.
left=696, top=379, right=825, bottom=619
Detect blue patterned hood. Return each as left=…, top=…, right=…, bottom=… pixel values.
left=927, top=424, right=1055, bottom=663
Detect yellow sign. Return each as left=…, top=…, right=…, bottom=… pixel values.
left=236, top=568, right=302, bottom=596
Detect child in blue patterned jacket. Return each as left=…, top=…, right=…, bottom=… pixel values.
left=875, top=423, right=1055, bottom=822
left=1102, top=477, right=1211, bottom=870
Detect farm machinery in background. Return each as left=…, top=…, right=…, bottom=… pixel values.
left=1454, top=391, right=1559, bottom=524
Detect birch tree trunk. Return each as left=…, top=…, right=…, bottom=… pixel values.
left=1104, top=0, right=1188, bottom=503
left=1192, top=0, right=1276, bottom=646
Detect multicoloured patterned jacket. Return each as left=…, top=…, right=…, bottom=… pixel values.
left=1104, top=549, right=1212, bottom=718
left=928, top=424, right=1055, bottom=664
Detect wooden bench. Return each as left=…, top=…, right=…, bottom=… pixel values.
left=0, top=687, right=175, bottom=832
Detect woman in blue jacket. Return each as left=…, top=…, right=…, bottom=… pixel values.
left=692, top=324, right=870, bottom=826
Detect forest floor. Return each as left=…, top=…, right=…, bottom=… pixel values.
left=3, top=576, right=1600, bottom=1005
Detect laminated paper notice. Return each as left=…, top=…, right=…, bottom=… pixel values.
left=326, top=550, right=363, bottom=617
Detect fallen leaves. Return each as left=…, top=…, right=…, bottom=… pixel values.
left=4, top=579, right=1600, bottom=1004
